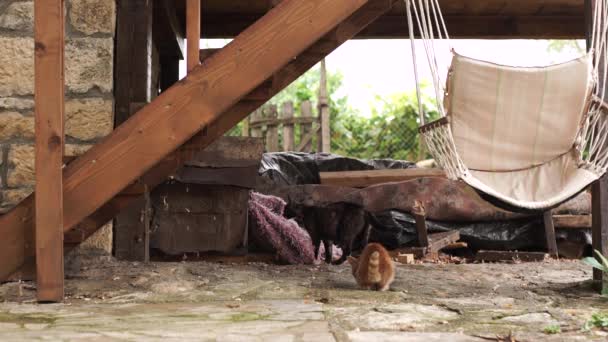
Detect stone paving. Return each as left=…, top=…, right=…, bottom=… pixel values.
left=0, top=257, right=607, bottom=341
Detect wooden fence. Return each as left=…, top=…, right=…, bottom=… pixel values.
left=241, top=60, right=331, bottom=153
left=242, top=100, right=329, bottom=153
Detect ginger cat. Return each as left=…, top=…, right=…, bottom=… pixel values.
left=347, top=243, right=395, bottom=291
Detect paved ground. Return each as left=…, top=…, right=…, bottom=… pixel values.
left=0, top=255, right=607, bottom=341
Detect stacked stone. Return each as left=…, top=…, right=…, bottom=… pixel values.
left=0, top=0, right=115, bottom=213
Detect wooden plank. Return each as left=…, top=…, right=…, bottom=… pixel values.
left=113, top=196, right=149, bottom=261
left=175, top=166, right=259, bottom=188
left=250, top=110, right=263, bottom=138
left=553, top=215, right=592, bottom=228
left=320, top=168, right=447, bottom=188
left=186, top=0, right=201, bottom=72
left=1, top=0, right=397, bottom=281
left=592, top=176, right=608, bottom=287
left=475, top=250, right=549, bottom=263
left=34, top=0, right=65, bottom=302
left=266, top=105, right=279, bottom=152
left=199, top=12, right=585, bottom=39
left=413, top=201, right=429, bottom=248
left=543, top=211, right=559, bottom=258
left=282, top=102, right=295, bottom=151
left=428, top=230, right=460, bottom=253
left=318, top=59, right=331, bottom=153
left=299, top=101, right=314, bottom=152
left=296, top=125, right=321, bottom=152
left=114, top=0, right=153, bottom=126
left=185, top=136, right=264, bottom=168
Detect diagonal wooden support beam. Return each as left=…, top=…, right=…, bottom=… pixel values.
left=0, top=0, right=396, bottom=281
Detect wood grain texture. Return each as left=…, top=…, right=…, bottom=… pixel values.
left=1, top=0, right=397, bottom=282
left=320, top=168, right=446, bottom=188
left=34, top=0, right=65, bottom=302
left=187, top=0, right=201, bottom=72
left=553, top=214, right=592, bottom=228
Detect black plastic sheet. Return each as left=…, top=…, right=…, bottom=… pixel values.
left=369, top=210, right=546, bottom=251
left=259, top=152, right=415, bottom=186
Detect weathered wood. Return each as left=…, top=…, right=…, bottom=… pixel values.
left=428, top=230, right=461, bottom=253
left=320, top=168, right=446, bottom=188
left=318, top=59, right=331, bottom=153
left=296, top=125, right=321, bottom=152
left=553, top=214, right=592, bottom=228
left=250, top=116, right=317, bottom=128
left=593, top=176, right=608, bottom=287
left=588, top=0, right=608, bottom=292
left=266, top=105, right=279, bottom=152
left=34, top=0, right=65, bottom=302
left=282, top=102, right=295, bottom=151
left=1, top=0, right=396, bottom=281
left=250, top=110, right=263, bottom=138
left=149, top=184, right=249, bottom=254
left=475, top=250, right=549, bottom=263
left=114, top=195, right=150, bottom=262
left=185, top=136, right=264, bottom=168
left=299, top=101, right=314, bottom=152
left=176, top=166, right=260, bottom=188
left=115, top=0, right=153, bottom=126
left=200, top=13, right=585, bottom=39
left=543, top=211, right=559, bottom=258
left=413, top=201, right=429, bottom=248
left=186, top=0, right=201, bottom=72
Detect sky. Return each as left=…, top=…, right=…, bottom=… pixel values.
left=182, top=39, right=585, bottom=115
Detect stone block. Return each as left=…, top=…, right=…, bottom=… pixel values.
left=0, top=37, right=34, bottom=97
left=0, top=1, right=33, bottom=32
left=7, top=144, right=34, bottom=187
left=0, top=111, right=34, bottom=140
left=66, top=38, right=113, bottom=94
left=66, top=98, right=113, bottom=140
left=0, top=97, right=35, bottom=110
left=69, top=0, right=116, bottom=36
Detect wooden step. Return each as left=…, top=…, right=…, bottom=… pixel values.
left=320, top=168, right=446, bottom=188
left=0, top=0, right=398, bottom=281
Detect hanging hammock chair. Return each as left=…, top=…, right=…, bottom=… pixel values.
left=405, top=0, right=608, bottom=211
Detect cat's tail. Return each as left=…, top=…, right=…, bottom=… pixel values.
left=368, top=251, right=381, bottom=283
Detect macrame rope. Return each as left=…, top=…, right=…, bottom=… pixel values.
left=405, top=0, right=608, bottom=179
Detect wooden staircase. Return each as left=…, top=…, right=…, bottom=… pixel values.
left=0, top=0, right=397, bottom=300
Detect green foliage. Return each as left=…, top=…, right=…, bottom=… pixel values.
left=547, top=40, right=584, bottom=55
left=232, top=61, right=437, bottom=161
left=584, top=313, right=608, bottom=331
left=542, top=325, right=561, bottom=334
left=582, top=249, right=608, bottom=296
left=331, top=89, right=438, bottom=161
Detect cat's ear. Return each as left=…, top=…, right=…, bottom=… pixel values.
left=347, top=256, right=357, bottom=265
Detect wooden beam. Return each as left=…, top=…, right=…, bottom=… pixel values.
left=200, top=13, right=585, bottom=39
left=543, top=211, right=559, bottom=258
left=2, top=0, right=398, bottom=282
left=318, top=59, right=331, bottom=153
left=186, top=0, right=201, bottom=72
left=553, top=215, right=592, bottom=228
left=319, top=168, right=446, bottom=188
left=34, top=0, right=65, bottom=302
left=413, top=201, right=428, bottom=248
left=114, top=0, right=154, bottom=126
left=0, top=0, right=382, bottom=281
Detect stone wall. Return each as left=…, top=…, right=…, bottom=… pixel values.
left=0, top=0, right=116, bottom=253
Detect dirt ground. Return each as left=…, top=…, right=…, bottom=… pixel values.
left=0, top=254, right=607, bottom=341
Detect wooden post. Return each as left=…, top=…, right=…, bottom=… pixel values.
left=318, top=59, right=331, bottom=153
left=242, top=117, right=250, bottom=137
left=413, top=201, right=429, bottom=248
left=587, top=0, right=608, bottom=291
left=266, top=105, right=279, bottom=152
left=543, top=211, right=559, bottom=258
left=187, top=0, right=201, bottom=72
left=300, top=101, right=313, bottom=152
left=115, top=0, right=154, bottom=126
left=34, top=0, right=65, bottom=302
left=250, top=110, right=262, bottom=138
left=282, top=102, right=295, bottom=151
